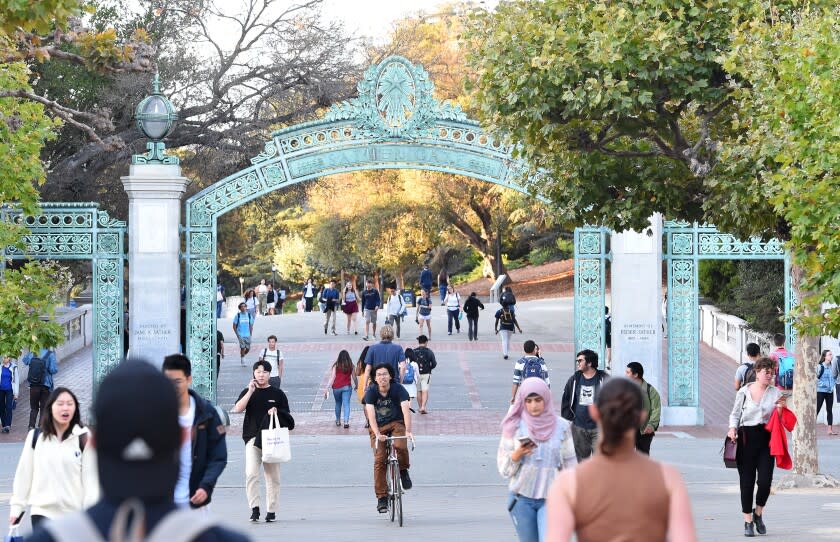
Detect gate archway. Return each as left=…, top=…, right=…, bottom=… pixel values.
left=185, top=56, right=539, bottom=399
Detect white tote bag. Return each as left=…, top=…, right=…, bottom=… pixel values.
left=261, top=412, right=291, bottom=463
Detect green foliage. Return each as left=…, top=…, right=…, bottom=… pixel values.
left=715, top=261, right=785, bottom=335
left=0, top=0, right=83, bottom=35
left=698, top=260, right=738, bottom=302
left=720, top=6, right=840, bottom=335
left=273, top=233, right=314, bottom=285
left=0, top=262, right=70, bottom=357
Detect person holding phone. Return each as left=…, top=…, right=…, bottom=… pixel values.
left=726, top=356, right=786, bottom=537
left=498, top=378, right=576, bottom=542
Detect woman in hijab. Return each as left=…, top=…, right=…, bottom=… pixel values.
left=498, top=377, right=576, bottom=542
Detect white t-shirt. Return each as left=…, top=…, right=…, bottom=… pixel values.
left=261, top=348, right=284, bottom=377
left=257, top=284, right=268, bottom=294
left=175, top=396, right=196, bottom=506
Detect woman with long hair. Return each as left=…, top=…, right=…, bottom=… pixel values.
left=547, top=378, right=696, bottom=542
left=498, top=378, right=577, bottom=542
left=9, top=387, right=98, bottom=528
left=356, top=346, right=371, bottom=427
left=817, top=349, right=836, bottom=435
left=341, top=281, right=360, bottom=335
left=727, top=356, right=786, bottom=536
left=325, top=350, right=358, bottom=428
left=244, top=288, right=258, bottom=319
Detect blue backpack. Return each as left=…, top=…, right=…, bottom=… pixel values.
left=522, top=357, right=544, bottom=380
left=403, top=363, right=415, bottom=385
left=777, top=354, right=794, bottom=389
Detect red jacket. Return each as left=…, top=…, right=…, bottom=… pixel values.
left=764, top=407, right=797, bottom=469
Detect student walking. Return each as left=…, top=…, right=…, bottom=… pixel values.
left=416, top=289, right=433, bottom=339
left=444, top=286, right=462, bottom=335
left=320, top=280, right=340, bottom=335
left=625, top=362, right=661, bottom=454
left=361, top=280, right=382, bottom=341
left=511, top=341, right=550, bottom=404
left=10, top=387, right=99, bottom=528
left=341, top=281, right=360, bottom=335
left=302, top=278, right=317, bottom=312
left=498, top=378, right=577, bottom=542
left=816, top=349, right=836, bottom=435
left=0, top=356, right=19, bottom=433
left=259, top=335, right=285, bottom=388
left=462, top=292, right=485, bottom=341
left=244, top=289, right=258, bottom=319
left=22, top=348, right=58, bottom=430
left=546, top=378, right=696, bottom=542
left=324, top=350, right=358, bottom=428
left=232, top=360, right=295, bottom=523
left=727, top=356, right=788, bottom=537
left=385, top=286, right=405, bottom=339
left=560, top=349, right=608, bottom=461
left=413, top=335, right=437, bottom=414
left=233, top=302, right=255, bottom=366
left=494, top=306, right=522, bottom=360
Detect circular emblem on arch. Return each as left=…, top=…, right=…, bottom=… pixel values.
left=376, top=60, right=417, bottom=130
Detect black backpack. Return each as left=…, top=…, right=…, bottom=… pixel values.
left=415, top=348, right=434, bottom=374
left=27, top=356, right=46, bottom=386
left=500, top=290, right=516, bottom=306
left=742, top=362, right=756, bottom=386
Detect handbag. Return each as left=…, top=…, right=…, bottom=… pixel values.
left=5, top=524, right=23, bottom=542
left=723, top=435, right=738, bottom=468
left=261, top=412, right=291, bottom=463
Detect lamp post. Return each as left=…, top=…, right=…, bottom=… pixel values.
left=239, top=277, right=244, bottom=297
left=271, top=264, right=277, bottom=286
left=132, top=73, right=179, bottom=165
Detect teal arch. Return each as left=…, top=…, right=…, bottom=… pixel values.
left=185, top=56, right=539, bottom=398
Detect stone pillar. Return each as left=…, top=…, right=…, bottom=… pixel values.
left=610, top=214, right=664, bottom=393
left=122, top=163, right=189, bottom=366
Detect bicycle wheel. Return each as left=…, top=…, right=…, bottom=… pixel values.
left=389, top=460, right=397, bottom=522
left=396, top=476, right=403, bottom=527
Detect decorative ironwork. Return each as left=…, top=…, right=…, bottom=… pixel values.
left=3, top=203, right=126, bottom=391
left=664, top=222, right=792, bottom=408
left=574, top=227, right=609, bottom=363
left=184, top=56, right=541, bottom=401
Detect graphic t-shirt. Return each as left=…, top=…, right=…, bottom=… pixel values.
left=575, top=374, right=600, bottom=430
left=364, top=384, right=410, bottom=426
left=174, top=396, right=196, bottom=506
left=417, top=297, right=432, bottom=316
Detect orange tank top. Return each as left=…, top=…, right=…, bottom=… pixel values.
left=573, top=447, right=670, bottom=542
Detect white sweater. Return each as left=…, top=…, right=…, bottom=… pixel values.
left=10, top=426, right=99, bottom=519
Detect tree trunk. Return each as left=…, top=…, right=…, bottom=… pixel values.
left=483, top=253, right=511, bottom=284
left=775, top=263, right=839, bottom=489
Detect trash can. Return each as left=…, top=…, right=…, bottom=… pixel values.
left=401, top=289, right=416, bottom=308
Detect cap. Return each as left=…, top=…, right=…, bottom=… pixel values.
left=94, top=360, right=181, bottom=499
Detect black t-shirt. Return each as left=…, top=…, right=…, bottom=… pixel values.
left=574, top=374, right=600, bottom=430
left=364, top=384, right=409, bottom=427
left=237, top=386, right=294, bottom=444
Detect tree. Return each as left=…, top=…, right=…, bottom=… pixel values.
left=469, top=0, right=838, bottom=482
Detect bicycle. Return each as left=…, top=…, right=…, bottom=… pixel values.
left=377, top=434, right=415, bottom=526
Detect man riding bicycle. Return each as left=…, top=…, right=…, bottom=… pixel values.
left=364, top=363, right=413, bottom=513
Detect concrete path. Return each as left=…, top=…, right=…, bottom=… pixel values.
left=2, top=297, right=840, bottom=540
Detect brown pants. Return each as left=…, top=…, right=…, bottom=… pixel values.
left=369, top=421, right=410, bottom=498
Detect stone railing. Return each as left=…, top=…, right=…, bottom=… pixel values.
left=699, top=304, right=773, bottom=362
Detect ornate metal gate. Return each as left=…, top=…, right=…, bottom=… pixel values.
left=573, top=226, right=610, bottom=361
left=664, top=221, right=794, bottom=408
left=3, top=203, right=126, bottom=387
left=185, top=56, right=538, bottom=399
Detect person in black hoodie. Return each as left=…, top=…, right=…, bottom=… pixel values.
left=232, top=360, right=294, bottom=523
left=560, top=349, right=609, bottom=461
left=162, top=354, right=227, bottom=509
left=27, top=360, right=248, bottom=542
left=462, top=292, right=485, bottom=341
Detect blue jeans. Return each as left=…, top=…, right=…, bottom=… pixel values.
left=332, top=385, right=352, bottom=423
left=447, top=309, right=461, bottom=333
left=439, top=287, right=447, bottom=303
left=0, top=389, right=13, bottom=428
left=216, top=300, right=223, bottom=319
left=507, top=492, right=546, bottom=542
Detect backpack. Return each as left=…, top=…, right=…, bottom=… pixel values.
left=500, top=308, right=514, bottom=325
left=27, top=356, right=46, bottom=386
left=521, top=356, right=544, bottom=380
left=414, top=348, right=434, bottom=374
left=32, top=427, right=88, bottom=452
left=777, top=354, right=794, bottom=389
left=402, top=363, right=415, bottom=384
left=500, top=290, right=516, bottom=306
left=741, top=362, right=756, bottom=386
left=44, top=500, right=222, bottom=542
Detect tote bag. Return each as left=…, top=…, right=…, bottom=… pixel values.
left=262, top=412, right=291, bottom=463
left=723, top=436, right=738, bottom=468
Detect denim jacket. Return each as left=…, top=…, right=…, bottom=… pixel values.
left=817, top=363, right=836, bottom=393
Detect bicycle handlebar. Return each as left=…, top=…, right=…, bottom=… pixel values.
left=375, top=434, right=416, bottom=451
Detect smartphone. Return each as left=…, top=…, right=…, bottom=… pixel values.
left=518, top=436, right=535, bottom=447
